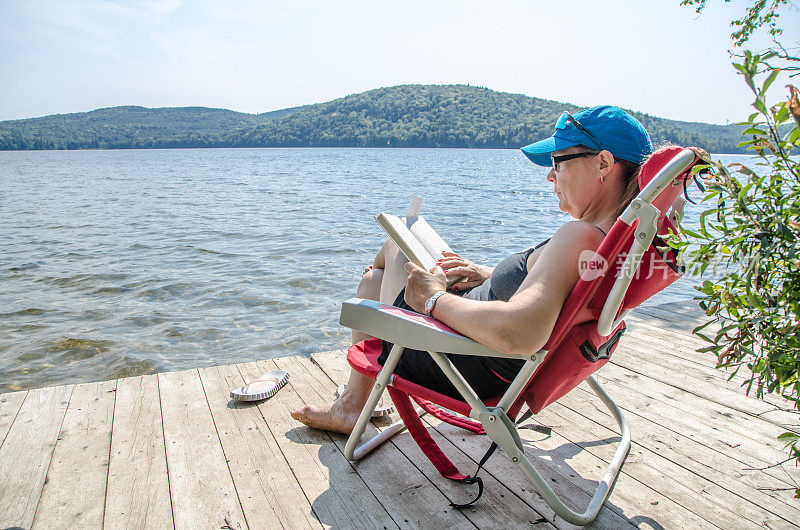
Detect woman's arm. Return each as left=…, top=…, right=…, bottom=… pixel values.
left=403, top=221, right=605, bottom=357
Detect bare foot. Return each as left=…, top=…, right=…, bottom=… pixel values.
left=291, top=400, right=361, bottom=434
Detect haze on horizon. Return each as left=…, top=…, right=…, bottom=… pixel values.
left=1, top=0, right=798, bottom=125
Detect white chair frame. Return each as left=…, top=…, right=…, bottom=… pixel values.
left=338, top=149, right=697, bottom=526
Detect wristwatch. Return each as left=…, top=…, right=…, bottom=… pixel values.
left=424, top=290, right=447, bottom=316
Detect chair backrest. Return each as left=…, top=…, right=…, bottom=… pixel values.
left=519, top=146, right=701, bottom=414
left=590, top=146, right=697, bottom=314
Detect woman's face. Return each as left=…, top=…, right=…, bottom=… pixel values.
left=546, top=146, right=601, bottom=218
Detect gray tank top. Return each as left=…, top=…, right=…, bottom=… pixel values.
left=461, top=239, right=549, bottom=302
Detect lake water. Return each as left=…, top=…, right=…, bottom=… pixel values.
left=0, top=148, right=738, bottom=392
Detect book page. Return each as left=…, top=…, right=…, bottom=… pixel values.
left=376, top=213, right=437, bottom=271
left=406, top=217, right=452, bottom=261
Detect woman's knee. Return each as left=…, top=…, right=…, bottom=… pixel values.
left=356, top=267, right=384, bottom=300
left=372, top=238, right=395, bottom=269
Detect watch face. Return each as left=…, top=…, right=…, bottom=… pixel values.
left=425, top=291, right=443, bottom=315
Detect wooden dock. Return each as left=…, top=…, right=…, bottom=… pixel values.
left=1, top=301, right=798, bottom=529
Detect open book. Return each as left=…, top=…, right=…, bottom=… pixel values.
left=376, top=213, right=451, bottom=271
left=376, top=199, right=464, bottom=287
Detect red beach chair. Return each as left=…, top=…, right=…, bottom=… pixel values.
left=338, top=146, right=704, bottom=525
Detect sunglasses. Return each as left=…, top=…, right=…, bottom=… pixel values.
left=551, top=151, right=599, bottom=171
left=560, top=112, right=606, bottom=152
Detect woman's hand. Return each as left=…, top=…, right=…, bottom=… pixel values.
left=403, top=262, right=447, bottom=313
left=436, top=250, right=492, bottom=290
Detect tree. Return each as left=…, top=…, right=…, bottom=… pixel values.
left=678, top=0, right=800, bottom=496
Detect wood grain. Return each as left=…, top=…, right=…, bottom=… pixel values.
left=159, top=369, right=246, bottom=530
left=0, top=390, right=27, bottom=448
left=0, top=384, right=72, bottom=529
left=32, top=380, right=116, bottom=528
left=104, top=375, right=173, bottom=529
left=198, top=363, right=323, bottom=529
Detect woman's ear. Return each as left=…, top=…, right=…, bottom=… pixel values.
left=598, top=150, right=615, bottom=181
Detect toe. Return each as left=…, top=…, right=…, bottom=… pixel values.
left=290, top=406, right=308, bottom=421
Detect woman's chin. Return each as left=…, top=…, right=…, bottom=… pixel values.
left=558, top=205, right=578, bottom=219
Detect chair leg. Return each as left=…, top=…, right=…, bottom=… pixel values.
left=345, top=344, right=422, bottom=461
left=480, top=375, right=630, bottom=526
left=346, top=413, right=427, bottom=461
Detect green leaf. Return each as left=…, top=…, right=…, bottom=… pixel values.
left=778, top=432, right=800, bottom=443
left=761, top=68, right=779, bottom=95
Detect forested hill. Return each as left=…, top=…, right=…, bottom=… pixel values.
left=0, top=85, right=745, bottom=152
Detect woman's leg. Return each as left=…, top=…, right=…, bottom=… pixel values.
left=291, top=241, right=409, bottom=434
left=376, top=238, right=409, bottom=305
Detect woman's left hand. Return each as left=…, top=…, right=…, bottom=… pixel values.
left=403, top=262, right=447, bottom=313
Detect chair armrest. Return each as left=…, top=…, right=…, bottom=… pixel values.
left=339, top=297, right=521, bottom=359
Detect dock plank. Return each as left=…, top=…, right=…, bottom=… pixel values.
left=633, top=304, right=711, bottom=330
left=0, top=384, right=72, bottom=529
left=617, top=331, right=795, bottom=419
left=613, top=336, right=797, bottom=430
left=32, top=380, right=116, bottom=528
left=390, top=422, right=557, bottom=528
left=197, top=363, right=323, bottom=530
left=444, top=418, right=717, bottom=529
left=622, top=314, right=735, bottom=371
left=624, top=310, right=794, bottom=415
left=240, top=358, right=399, bottom=529
left=104, top=375, right=173, bottom=529
left=627, top=311, right=708, bottom=342
left=562, top=382, right=800, bottom=511
left=596, top=362, right=800, bottom=479
left=539, top=397, right=796, bottom=529
left=0, top=390, right=27, bottom=448
left=159, top=369, right=246, bottom=530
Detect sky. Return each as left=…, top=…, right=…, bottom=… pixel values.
left=1, top=0, right=798, bottom=125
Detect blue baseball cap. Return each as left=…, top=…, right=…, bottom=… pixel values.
left=520, top=106, right=652, bottom=167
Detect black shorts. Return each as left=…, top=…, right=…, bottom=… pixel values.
left=376, top=289, right=522, bottom=401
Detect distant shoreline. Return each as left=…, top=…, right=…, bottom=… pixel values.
left=0, top=146, right=752, bottom=156
left=0, top=85, right=747, bottom=154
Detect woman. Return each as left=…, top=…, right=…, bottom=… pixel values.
left=291, top=105, right=652, bottom=434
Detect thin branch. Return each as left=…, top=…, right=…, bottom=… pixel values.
left=744, top=456, right=793, bottom=471
left=771, top=36, right=800, bottom=62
